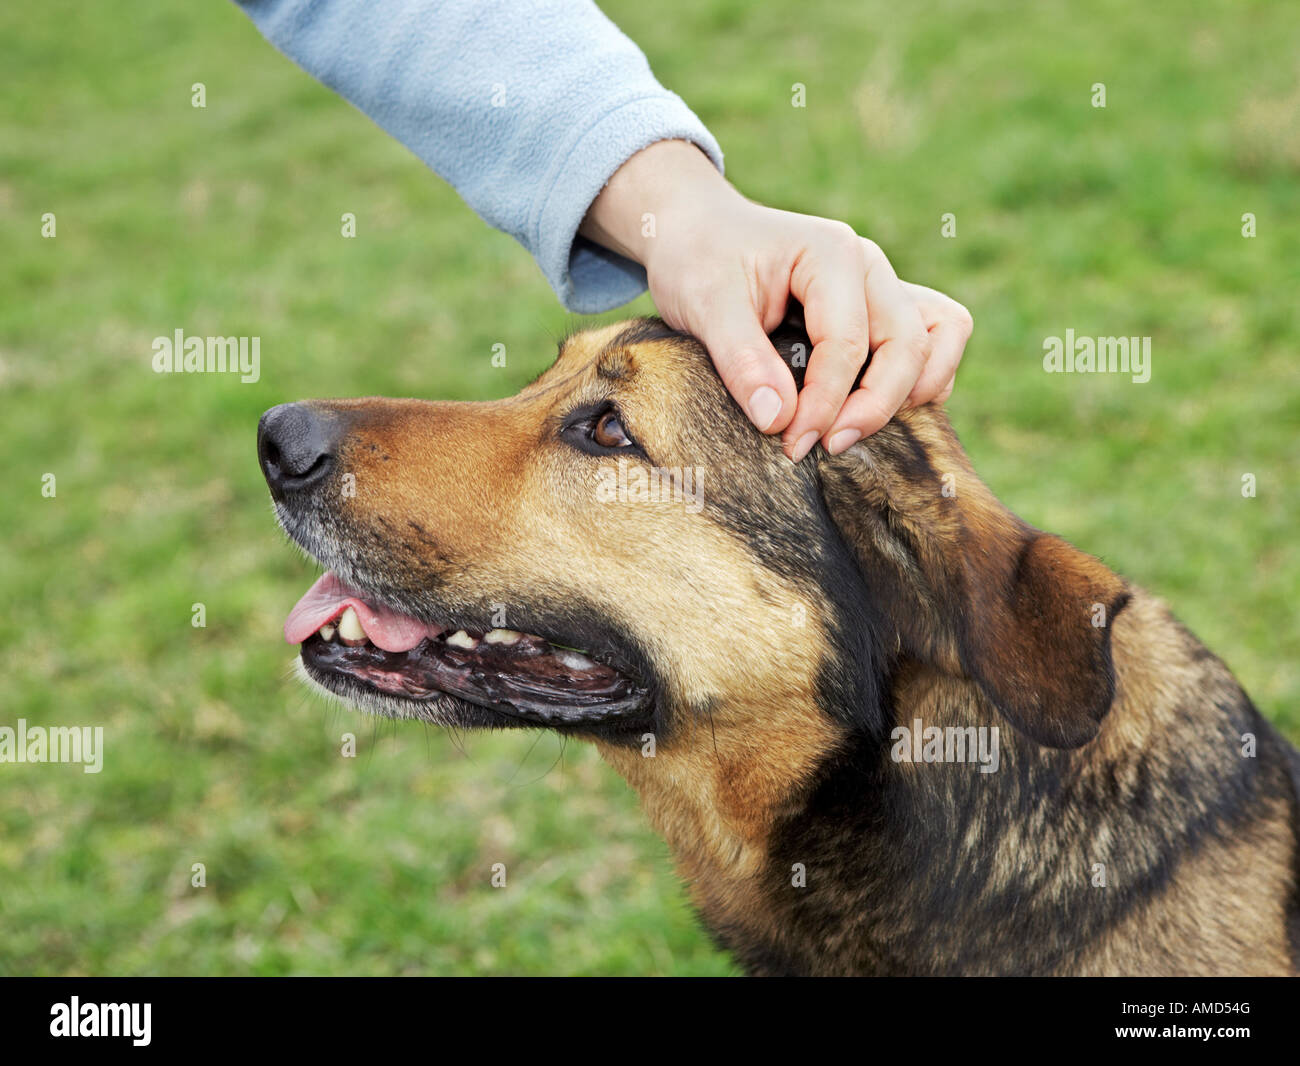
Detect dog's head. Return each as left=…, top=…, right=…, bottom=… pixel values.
left=258, top=317, right=1127, bottom=757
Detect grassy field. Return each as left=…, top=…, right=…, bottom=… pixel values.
left=1, top=0, right=1296, bottom=975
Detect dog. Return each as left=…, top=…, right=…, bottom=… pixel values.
left=257, top=316, right=1300, bottom=976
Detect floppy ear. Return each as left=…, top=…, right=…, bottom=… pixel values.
left=769, top=315, right=1129, bottom=748
left=956, top=526, right=1130, bottom=748
left=819, top=421, right=1129, bottom=748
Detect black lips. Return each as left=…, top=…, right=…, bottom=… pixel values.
left=301, top=631, right=651, bottom=726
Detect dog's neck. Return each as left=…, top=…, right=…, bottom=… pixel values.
left=598, top=621, right=1295, bottom=976
left=594, top=682, right=846, bottom=941
left=592, top=643, right=913, bottom=973
left=597, top=659, right=1090, bottom=975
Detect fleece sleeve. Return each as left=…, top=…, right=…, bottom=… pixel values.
left=233, top=0, right=725, bottom=312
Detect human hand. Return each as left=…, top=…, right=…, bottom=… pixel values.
left=580, top=140, right=973, bottom=461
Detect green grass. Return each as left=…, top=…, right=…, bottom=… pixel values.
left=1, top=0, right=1296, bottom=975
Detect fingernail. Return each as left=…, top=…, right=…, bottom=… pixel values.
left=827, top=428, right=862, bottom=455
left=747, top=386, right=783, bottom=432
left=790, top=430, right=820, bottom=463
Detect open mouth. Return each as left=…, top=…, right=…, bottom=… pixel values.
left=285, top=572, right=651, bottom=726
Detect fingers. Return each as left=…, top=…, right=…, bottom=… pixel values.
left=827, top=341, right=925, bottom=450
left=696, top=290, right=798, bottom=434
left=639, top=193, right=973, bottom=449
left=781, top=224, right=872, bottom=461
left=821, top=240, right=930, bottom=452
left=905, top=316, right=967, bottom=407
left=899, top=281, right=974, bottom=407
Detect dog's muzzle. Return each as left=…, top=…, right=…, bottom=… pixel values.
left=258, top=405, right=654, bottom=728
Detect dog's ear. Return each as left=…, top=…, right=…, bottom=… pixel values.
left=814, top=413, right=1129, bottom=749
left=956, top=526, right=1130, bottom=748
left=771, top=313, right=1129, bottom=748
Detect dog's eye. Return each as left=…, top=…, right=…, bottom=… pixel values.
left=561, top=404, right=643, bottom=458
left=591, top=410, right=632, bottom=449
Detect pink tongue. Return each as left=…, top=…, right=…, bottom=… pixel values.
left=283, top=571, right=440, bottom=652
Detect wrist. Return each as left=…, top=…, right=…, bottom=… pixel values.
left=580, top=139, right=737, bottom=268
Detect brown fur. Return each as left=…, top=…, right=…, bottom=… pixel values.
left=263, top=318, right=1300, bottom=976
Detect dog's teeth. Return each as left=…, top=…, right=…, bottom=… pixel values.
left=337, top=606, right=367, bottom=645
left=446, top=630, right=477, bottom=650
left=483, top=628, right=522, bottom=646
left=556, top=649, right=596, bottom=671
left=319, top=623, right=336, bottom=641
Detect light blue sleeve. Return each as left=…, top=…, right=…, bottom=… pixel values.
left=234, top=0, right=724, bottom=313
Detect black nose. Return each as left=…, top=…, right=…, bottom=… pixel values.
left=258, top=403, right=339, bottom=497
